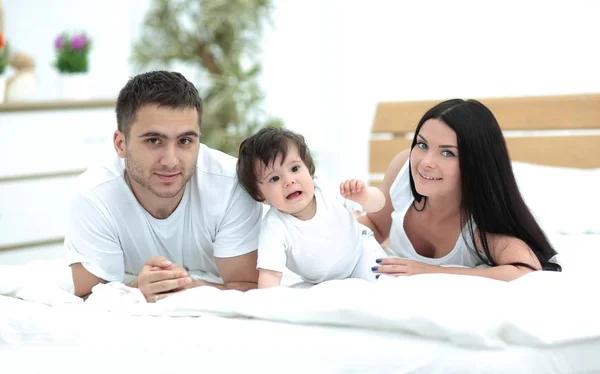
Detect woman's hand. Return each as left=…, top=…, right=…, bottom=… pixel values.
left=372, top=258, right=441, bottom=278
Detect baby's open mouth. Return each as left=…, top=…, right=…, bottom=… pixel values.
left=286, top=191, right=303, bottom=199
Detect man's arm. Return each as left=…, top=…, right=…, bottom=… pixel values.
left=258, top=269, right=283, bottom=288
left=65, top=192, right=125, bottom=297
left=71, top=263, right=107, bottom=297
left=211, top=250, right=259, bottom=291
left=207, top=183, right=263, bottom=291
left=181, top=251, right=258, bottom=291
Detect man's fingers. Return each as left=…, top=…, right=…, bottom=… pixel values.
left=149, top=277, right=192, bottom=295
left=145, top=256, right=172, bottom=268
left=147, top=270, right=189, bottom=283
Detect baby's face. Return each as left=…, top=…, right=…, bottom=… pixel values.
left=256, top=144, right=315, bottom=220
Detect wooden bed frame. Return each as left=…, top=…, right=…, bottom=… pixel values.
left=369, top=93, right=600, bottom=187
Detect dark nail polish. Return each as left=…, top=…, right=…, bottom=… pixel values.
left=375, top=258, right=382, bottom=263
left=376, top=274, right=380, bottom=279
left=371, top=266, right=378, bottom=271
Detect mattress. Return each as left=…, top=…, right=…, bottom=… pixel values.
left=1, top=233, right=599, bottom=374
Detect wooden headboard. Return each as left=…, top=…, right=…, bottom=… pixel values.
left=369, top=93, right=600, bottom=187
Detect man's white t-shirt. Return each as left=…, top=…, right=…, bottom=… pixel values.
left=257, top=178, right=380, bottom=283
left=65, top=144, right=263, bottom=283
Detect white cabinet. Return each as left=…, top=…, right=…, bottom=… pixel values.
left=0, top=100, right=116, bottom=252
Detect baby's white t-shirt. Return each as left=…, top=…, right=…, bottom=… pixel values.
left=257, top=179, right=378, bottom=283
left=65, top=144, right=263, bottom=283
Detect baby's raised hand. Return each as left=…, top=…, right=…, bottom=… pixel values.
left=340, top=178, right=368, bottom=203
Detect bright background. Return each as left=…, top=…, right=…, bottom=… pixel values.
left=1, top=0, right=599, bottom=263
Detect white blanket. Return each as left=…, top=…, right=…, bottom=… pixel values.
left=1, top=257, right=598, bottom=349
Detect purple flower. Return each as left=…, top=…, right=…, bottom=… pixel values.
left=54, top=35, right=64, bottom=49
left=71, top=35, right=87, bottom=50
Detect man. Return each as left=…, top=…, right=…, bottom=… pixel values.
left=66, top=71, right=262, bottom=302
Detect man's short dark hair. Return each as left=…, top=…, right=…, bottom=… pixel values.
left=237, top=127, right=316, bottom=202
left=116, top=70, right=203, bottom=138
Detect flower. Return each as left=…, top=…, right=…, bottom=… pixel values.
left=54, top=35, right=64, bottom=50
left=71, top=35, right=87, bottom=50
left=0, top=32, right=9, bottom=75
left=53, top=32, right=92, bottom=74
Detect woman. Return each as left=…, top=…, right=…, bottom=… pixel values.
left=361, top=99, right=561, bottom=281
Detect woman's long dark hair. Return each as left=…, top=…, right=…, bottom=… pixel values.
left=409, top=99, right=561, bottom=271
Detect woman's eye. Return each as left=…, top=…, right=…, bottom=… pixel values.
left=269, top=176, right=280, bottom=183
left=441, top=150, right=455, bottom=157
left=417, top=142, right=428, bottom=150
left=291, top=165, right=300, bottom=172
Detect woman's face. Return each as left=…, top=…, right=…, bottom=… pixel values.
left=410, top=119, right=461, bottom=198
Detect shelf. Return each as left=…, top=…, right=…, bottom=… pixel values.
left=0, top=99, right=117, bottom=113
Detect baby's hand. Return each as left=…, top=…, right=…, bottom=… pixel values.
left=340, top=179, right=368, bottom=203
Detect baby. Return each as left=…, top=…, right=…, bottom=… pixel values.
left=236, top=126, right=386, bottom=288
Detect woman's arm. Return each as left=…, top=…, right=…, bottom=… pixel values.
left=375, top=236, right=542, bottom=281
left=363, top=149, right=410, bottom=244
left=438, top=265, right=533, bottom=281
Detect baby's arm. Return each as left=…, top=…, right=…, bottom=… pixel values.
left=340, top=179, right=386, bottom=213
left=257, top=214, right=288, bottom=289
left=258, top=268, right=283, bottom=288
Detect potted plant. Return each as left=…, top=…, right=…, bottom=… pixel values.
left=53, top=32, right=92, bottom=100
left=0, top=31, right=9, bottom=103
left=132, top=0, right=283, bottom=156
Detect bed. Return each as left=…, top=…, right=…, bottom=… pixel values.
left=1, top=93, right=600, bottom=374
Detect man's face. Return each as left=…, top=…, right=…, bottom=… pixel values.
left=114, top=104, right=200, bottom=202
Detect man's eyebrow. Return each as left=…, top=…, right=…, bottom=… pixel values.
left=179, top=131, right=200, bottom=138
left=417, top=134, right=457, bottom=148
left=138, top=130, right=200, bottom=138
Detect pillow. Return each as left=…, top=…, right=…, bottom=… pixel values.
left=511, top=162, right=600, bottom=234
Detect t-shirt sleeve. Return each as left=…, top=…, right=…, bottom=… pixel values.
left=256, top=213, right=288, bottom=273
left=64, top=192, right=125, bottom=282
left=213, top=184, right=263, bottom=258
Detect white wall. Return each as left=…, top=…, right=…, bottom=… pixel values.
left=259, top=0, right=600, bottom=182
left=2, top=0, right=148, bottom=99
left=3, top=0, right=600, bottom=181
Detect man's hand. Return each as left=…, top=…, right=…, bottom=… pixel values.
left=134, top=256, right=192, bottom=302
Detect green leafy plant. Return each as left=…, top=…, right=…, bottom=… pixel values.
left=132, top=0, right=283, bottom=156
left=53, top=32, right=91, bottom=73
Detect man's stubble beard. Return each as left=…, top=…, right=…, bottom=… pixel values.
left=125, top=150, right=196, bottom=199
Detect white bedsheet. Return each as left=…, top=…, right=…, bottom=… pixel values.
left=1, top=233, right=599, bottom=373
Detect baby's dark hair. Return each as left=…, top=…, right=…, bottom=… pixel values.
left=237, top=126, right=315, bottom=202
